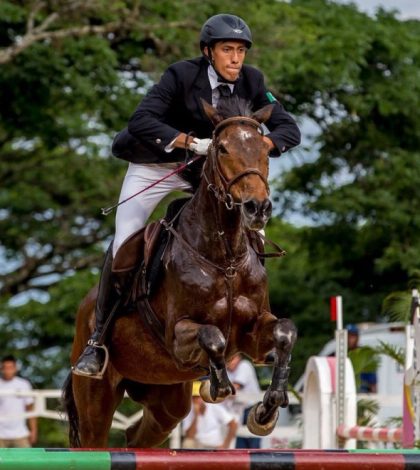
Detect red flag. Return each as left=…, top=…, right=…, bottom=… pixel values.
left=330, top=297, right=338, bottom=321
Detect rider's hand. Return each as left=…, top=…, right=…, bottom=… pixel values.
left=189, top=138, right=211, bottom=155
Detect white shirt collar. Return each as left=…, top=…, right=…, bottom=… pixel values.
left=207, top=65, right=235, bottom=93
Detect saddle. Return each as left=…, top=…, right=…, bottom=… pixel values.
left=112, top=197, right=192, bottom=297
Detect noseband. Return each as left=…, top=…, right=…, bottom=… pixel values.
left=204, top=116, right=270, bottom=209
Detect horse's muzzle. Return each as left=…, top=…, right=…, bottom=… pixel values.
left=242, top=198, right=272, bottom=230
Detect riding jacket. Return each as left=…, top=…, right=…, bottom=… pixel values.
left=112, top=57, right=300, bottom=164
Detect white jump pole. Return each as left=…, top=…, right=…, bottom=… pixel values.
left=331, top=296, right=348, bottom=448
left=403, top=289, right=420, bottom=447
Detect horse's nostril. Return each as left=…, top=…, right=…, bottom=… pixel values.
left=244, top=199, right=272, bottom=217
left=263, top=199, right=272, bottom=215
left=244, top=200, right=258, bottom=215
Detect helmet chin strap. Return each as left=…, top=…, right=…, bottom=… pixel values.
left=205, top=49, right=240, bottom=85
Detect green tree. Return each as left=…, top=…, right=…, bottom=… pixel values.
left=267, top=1, right=420, bottom=353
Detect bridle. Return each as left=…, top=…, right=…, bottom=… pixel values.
left=203, top=116, right=270, bottom=210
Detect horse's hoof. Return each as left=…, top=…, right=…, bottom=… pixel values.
left=246, top=402, right=279, bottom=436
left=199, top=380, right=226, bottom=404
left=279, top=393, right=290, bottom=408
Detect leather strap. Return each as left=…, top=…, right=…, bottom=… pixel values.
left=253, top=231, right=287, bottom=258
left=137, top=263, right=167, bottom=348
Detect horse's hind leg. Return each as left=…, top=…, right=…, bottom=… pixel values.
left=125, top=382, right=192, bottom=448
left=244, top=315, right=297, bottom=436
left=73, top=374, right=124, bottom=447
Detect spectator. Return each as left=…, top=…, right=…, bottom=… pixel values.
left=346, top=324, right=378, bottom=394
left=0, top=355, right=37, bottom=448
left=226, top=354, right=262, bottom=448
left=183, top=381, right=238, bottom=449
left=347, top=324, right=360, bottom=352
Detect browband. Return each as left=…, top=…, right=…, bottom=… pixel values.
left=213, top=116, right=264, bottom=137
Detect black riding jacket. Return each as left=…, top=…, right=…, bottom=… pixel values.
left=112, top=57, right=300, bottom=164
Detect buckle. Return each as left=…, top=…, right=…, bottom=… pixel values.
left=225, top=266, right=236, bottom=279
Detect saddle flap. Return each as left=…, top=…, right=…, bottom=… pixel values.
left=112, top=198, right=190, bottom=296
left=112, top=227, right=146, bottom=272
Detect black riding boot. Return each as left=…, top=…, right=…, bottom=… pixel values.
left=72, top=245, right=122, bottom=379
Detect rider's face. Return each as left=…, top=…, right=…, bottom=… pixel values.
left=206, top=41, right=247, bottom=81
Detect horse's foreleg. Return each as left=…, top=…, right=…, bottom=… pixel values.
left=173, top=320, right=234, bottom=402
left=197, top=324, right=235, bottom=402
left=246, top=315, right=297, bottom=436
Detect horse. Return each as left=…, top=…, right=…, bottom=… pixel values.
left=63, top=96, right=297, bottom=448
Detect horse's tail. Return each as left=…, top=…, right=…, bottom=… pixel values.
left=62, top=372, right=81, bottom=447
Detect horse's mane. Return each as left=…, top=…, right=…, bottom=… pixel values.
left=216, top=95, right=253, bottom=118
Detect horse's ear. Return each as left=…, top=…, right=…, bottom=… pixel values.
left=200, top=98, right=224, bottom=127
left=252, top=104, right=275, bottom=124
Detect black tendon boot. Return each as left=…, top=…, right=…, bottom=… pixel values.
left=72, top=245, right=122, bottom=379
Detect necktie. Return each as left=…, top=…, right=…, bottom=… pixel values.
left=217, top=84, right=232, bottom=98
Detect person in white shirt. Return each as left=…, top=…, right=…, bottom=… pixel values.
left=0, top=355, right=37, bottom=448
left=183, top=381, right=238, bottom=449
left=226, top=353, right=262, bottom=448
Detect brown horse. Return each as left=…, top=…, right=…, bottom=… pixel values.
left=63, top=97, right=297, bottom=448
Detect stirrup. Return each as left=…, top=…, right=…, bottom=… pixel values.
left=71, top=341, right=110, bottom=380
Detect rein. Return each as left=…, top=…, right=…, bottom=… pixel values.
left=161, top=217, right=247, bottom=278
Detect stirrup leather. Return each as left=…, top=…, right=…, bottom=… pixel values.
left=72, top=341, right=110, bottom=380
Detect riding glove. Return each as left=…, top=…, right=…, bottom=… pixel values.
left=189, top=138, right=212, bottom=155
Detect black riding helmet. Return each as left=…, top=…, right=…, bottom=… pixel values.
left=200, top=14, right=253, bottom=51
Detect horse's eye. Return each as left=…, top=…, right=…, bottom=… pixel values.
left=218, top=144, right=229, bottom=155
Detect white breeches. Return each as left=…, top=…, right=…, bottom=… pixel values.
left=113, top=163, right=192, bottom=257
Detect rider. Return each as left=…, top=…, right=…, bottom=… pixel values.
left=72, top=13, right=301, bottom=378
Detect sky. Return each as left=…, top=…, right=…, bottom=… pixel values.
left=336, top=0, right=420, bottom=19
